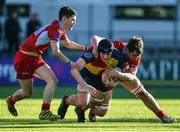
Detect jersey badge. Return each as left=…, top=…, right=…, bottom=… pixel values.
left=55, top=33, right=61, bottom=40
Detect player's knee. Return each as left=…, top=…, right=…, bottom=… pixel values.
left=137, top=89, right=149, bottom=99
left=48, top=77, right=58, bottom=88
left=98, top=110, right=108, bottom=117
left=96, top=104, right=109, bottom=117
left=23, top=90, right=33, bottom=98
left=130, top=84, right=147, bottom=97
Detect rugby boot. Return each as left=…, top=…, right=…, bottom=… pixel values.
left=57, top=96, right=69, bottom=119
left=160, top=115, right=177, bottom=123
left=39, top=110, right=60, bottom=121
left=6, top=96, right=18, bottom=117
left=75, top=107, right=87, bottom=123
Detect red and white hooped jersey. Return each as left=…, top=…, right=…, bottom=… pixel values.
left=19, top=20, right=66, bottom=55
left=113, top=40, right=141, bottom=72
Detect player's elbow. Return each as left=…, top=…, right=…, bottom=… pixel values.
left=52, top=50, right=60, bottom=57
left=65, top=41, right=74, bottom=49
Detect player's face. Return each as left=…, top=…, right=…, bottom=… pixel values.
left=99, top=52, right=112, bottom=63
left=126, top=50, right=141, bottom=61
left=63, top=15, right=76, bottom=30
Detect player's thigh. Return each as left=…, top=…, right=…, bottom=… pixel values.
left=34, top=64, right=57, bottom=83
left=77, top=84, right=90, bottom=105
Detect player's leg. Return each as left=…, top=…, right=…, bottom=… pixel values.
left=74, top=84, right=91, bottom=122
left=6, top=79, right=33, bottom=116
left=6, top=51, right=34, bottom=116
left=57, top=95, right=72, bottom=119
left=34, top=64, right=60, bottom=121
left=88, top=90, right=113, bottom=122
left=57, top=84, right=90, bottom=120
left=121, top=76, right=176, bottom=123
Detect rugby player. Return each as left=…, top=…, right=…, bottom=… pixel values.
left=57, top=38, right=125, bottom=122
left=6, top=6, right=92, bottom=121
left=90, top=35, right=176, bottom=123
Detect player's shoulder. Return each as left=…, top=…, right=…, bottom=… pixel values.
left=81, top=50, right=94, bottom=62
left=113, top=40, right=127, bottom=51
left=47, top=20, right=59, bottom=31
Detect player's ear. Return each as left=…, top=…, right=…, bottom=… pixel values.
left=62, top=16, right=67, bottom=22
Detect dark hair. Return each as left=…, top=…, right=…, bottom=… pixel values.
left=127, top=36, right=143, bottom=54
left=98, top=39, right=114, bottom=53
left=59, top=6, right=77, bottom=20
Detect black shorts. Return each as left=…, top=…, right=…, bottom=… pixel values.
left=80, top=68, right=112, bottom=92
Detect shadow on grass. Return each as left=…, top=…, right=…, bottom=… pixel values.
left=0, top=117, right=178, bottom=129
left=1, top=86, right=180, bottom=99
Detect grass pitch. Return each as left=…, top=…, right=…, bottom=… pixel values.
left=0, top=86, right=180, bottom=132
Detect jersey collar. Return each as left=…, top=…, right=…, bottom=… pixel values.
left=122, top=45, right=127, bottom=54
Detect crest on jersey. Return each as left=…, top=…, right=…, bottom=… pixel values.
left=83, top=52, right=93, bottom=61
left=55, top=33, right=61, bottom=40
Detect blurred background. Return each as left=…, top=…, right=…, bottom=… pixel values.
left=0, top=0, right=180, bottom=86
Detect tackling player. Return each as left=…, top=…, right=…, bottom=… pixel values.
left=89, top=35, right=176, bottom=123
left=6, top=6, right=92, bottom=121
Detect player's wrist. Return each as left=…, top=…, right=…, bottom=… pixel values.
left=67, top=60, right=72, bottom=65
left=84, top=46, right=87, bottom=51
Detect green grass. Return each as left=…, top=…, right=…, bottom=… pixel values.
left=0, top=86, right=180, bottom=132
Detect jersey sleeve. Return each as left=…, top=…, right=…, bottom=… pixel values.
left=126, top=56, right=141, bottom=75
left=81, top=51, right=94, bottom=63
left=113, top=41, right=127, bottom=51
left=48, top=28, right=66, bottom=43
left=130, top=55, right=141, bottom=68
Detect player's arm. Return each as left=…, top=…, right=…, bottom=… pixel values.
left=126, top=57, right=141, bottom=75
left=90, top=35, right=105, bottom=46
left=60, top=35, right=92, bottom=51
left=102, top=69, right=134, bottom=85
left=128, top=67, right=138, bottom=75
left=90, top=35, right=106, bottom=56
left=70, top=58, right=96, bottom=94
left=50, top=41, right=77, bottom=68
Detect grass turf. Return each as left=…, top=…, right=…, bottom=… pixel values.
left=0, top=86, right=180, bottom=132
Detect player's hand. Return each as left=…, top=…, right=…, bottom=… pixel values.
left=87, top=43, right=98, bottom=57
left=86, top=44, right=94, bottom=51
left=102, top=69, right=118, bottom=87
left=102, top=69, right=114, bottom=78
left=102, top=73, right=115, bottom=87
left=105, top=78, right=116, bottom=87
left=102, top=72, right=110, bottom=84
left=86, top=84, right=97, bottom=95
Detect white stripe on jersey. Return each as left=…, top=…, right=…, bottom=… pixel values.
left=34, top=24, right=50, bottom=35
left=35, top=31, right=51, bottom=46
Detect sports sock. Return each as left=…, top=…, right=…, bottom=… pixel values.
left=156, top=110, right=165, bottom=118
left=41, top=103, right=50, bottom=111
left=8, top=96, right=16, bottom=105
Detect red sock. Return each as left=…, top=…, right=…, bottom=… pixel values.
left=156, top=110, right=165, bottom=118
left=8, top=96, right=16, bottom=105
left=41, top=103, right=50, bottom=111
